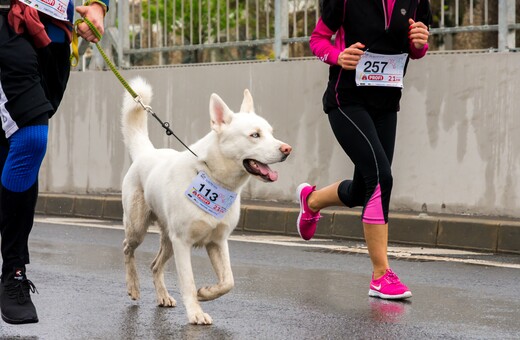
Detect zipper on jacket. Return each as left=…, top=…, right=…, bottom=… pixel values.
left=382, top=0, right=389, bottom=30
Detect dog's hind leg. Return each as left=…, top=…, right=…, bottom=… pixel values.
left=122, top=190, right=151, bottom=301
left=123, top=220, right=144, bottom=300
left=171, top=237, right=213, bottom=325
left=197, top=240, right=234, bottom=301
left=151, top=229, right=177, bottom=307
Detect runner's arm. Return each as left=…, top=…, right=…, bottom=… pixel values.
left=409, top=0, right=433, bottom=60
left=309, top=18, right=342, bottom=66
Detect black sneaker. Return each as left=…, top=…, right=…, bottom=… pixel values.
left=0, top=268, right=39, bottom=324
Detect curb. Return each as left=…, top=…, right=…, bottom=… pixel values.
left=36, top=193, right=520, bottom=254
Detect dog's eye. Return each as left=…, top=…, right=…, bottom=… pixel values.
left=250, top=132, right=260, bottom=138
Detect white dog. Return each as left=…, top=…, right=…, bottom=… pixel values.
left=120, top=77, right=291, bottom=325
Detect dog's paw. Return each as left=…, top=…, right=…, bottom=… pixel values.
left=188, top=311, right=213, bottom=325
left=197, top=283, right=233, bottom=301
left=157, top=295, right=177, bottom=307
left=197, top=286, right=212, bottom=301
left=127, top=288, right=140, bottom=300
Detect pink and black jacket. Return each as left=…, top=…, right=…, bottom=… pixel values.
left=311, top=0, right=432, bottom=112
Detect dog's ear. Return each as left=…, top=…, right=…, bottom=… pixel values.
left=210, top=93, right=233, bottom=132
left=240, top=89, right=255, bottom=113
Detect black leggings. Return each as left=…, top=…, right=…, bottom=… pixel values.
left=328, top=105, right=397, bottom=224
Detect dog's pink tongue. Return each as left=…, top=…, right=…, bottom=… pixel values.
left=257, top=163, right=278, bottom=181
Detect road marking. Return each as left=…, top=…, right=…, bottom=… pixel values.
left=35, top=216, right=132, bottom=231
left=35, top=216, right=520, bottom=270
left=229, top=235, right=520, bottom=269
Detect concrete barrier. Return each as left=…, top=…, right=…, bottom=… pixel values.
left=35, top=53, right=520, bottom=253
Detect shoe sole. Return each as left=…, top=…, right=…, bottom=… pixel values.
left=368, top=289, right=412, bottom=300
left=1, top=313, right=38, bottom=324
left=296, top=183, right=311, bottom=240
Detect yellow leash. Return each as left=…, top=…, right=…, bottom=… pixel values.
left=70, top=15, right=198, bottom=157
left=71, top=16, right=137, bottom=98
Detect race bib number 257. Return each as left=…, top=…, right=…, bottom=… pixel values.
left=355, top=52, right=408, bottom=88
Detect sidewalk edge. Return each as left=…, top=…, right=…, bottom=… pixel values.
left=35, top=193, right=520, bottom=254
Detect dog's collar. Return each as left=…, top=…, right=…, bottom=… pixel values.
left=199, top=160, right=212, bottom=173
left=195, top=161, right=241, bottom=193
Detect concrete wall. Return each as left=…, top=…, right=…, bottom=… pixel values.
left=40, top=53, right=520, bottom=219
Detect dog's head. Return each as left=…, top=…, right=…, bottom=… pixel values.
left=208, top=89, right=291, bottom=182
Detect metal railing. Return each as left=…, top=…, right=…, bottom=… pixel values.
left=84, top=0, right=518, bottom=69
left=430, top=0, right=518, bottom=52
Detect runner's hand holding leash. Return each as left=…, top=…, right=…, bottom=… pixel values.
left=74, top=0, right=106, bottom=43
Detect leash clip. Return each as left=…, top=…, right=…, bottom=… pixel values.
left=133, top=94, right=195, bottom=155
left=134, top=95, right=153, bottom=113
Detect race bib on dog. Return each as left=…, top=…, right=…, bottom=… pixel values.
left=185, top=171, right=237, bottom=219
left=355, top=52, right=408, bottom=88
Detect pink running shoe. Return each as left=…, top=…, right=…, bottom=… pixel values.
left=296, top=183, right=321, bottom=240
left=368, top=269, right=412, bottom=300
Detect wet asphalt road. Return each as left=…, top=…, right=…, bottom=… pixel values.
left=1, top=216, right=519, bottom=340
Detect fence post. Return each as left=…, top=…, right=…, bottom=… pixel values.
left=274, top=0, right=288, bottom=60
left=498, top=0, right=516, bottom=51
left=117, top=0, right=130, bottom=67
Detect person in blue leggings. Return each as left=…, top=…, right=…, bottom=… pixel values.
left=0, top=0, right=107, bottom=324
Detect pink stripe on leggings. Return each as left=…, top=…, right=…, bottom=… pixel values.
left=362, top=184, right=385, bottom=224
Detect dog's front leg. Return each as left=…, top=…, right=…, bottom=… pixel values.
left=198, top=240, right=234, bottom=301
left=171, top=237, right=213, bottom=325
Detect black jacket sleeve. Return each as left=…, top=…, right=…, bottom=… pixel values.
left=320, top=0, right=345, bottom=32
left=416, top=0, right=433, bottom=27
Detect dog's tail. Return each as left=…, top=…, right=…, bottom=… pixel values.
left=121, top=77, right=155, bottom=160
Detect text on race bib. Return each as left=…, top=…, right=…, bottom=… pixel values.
left=19, top=0, right=69, bottom=21
left=355, top=52, right=408, bottom=88
left=185, top=171, right=237, bottom=219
